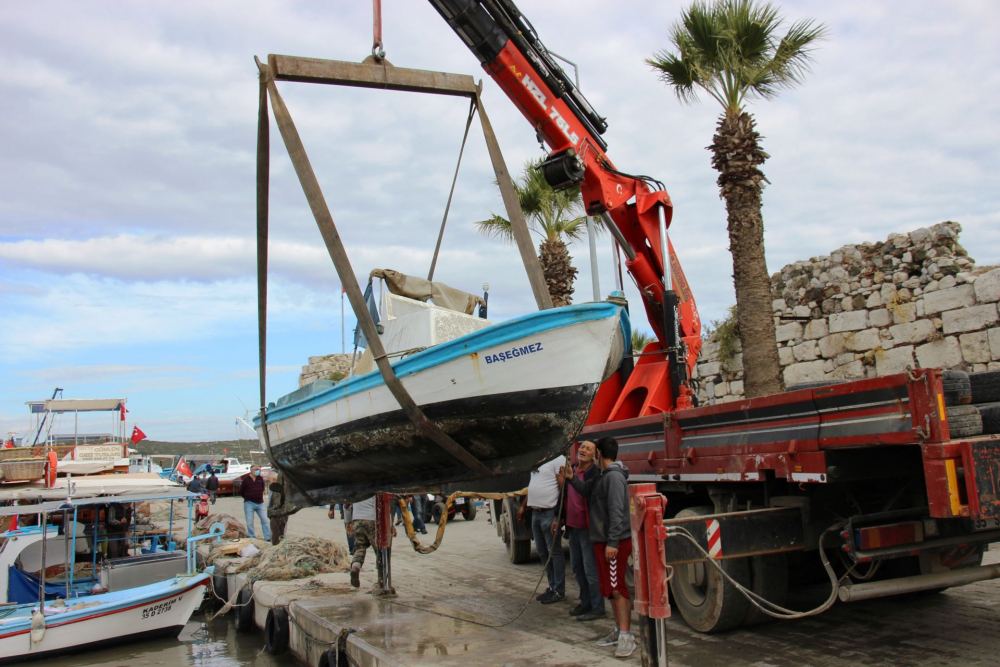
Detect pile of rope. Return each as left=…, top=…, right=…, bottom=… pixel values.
left=193, top=514, right=248, bottom=540
left=235, top=536, right=350, bottom=582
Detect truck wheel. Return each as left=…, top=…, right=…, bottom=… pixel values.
left=946, top=405, right=983, bottom=438
left=942, top=370, right=972, bottom=406
left=431, top=502, right=446, bottom=524
left=502, top=498, right=531, bottom=564
left=969, top=370, right=1000, bottom=404
left=668, top=507, right=751, bottom=633
left=742, top=553, right=789, bottom=627
left=462, top=501, right=477, bottom=521
left=976, top=402, right=1000, bottom=434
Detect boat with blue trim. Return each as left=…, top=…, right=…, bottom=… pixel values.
left=256, top=285, right=629, bottom=505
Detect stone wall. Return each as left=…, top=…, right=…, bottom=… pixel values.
left=694, top=222, right=1000, bottom=404
left=298, top=354, right=353, bottom=388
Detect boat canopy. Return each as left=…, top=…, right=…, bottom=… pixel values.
left=28, top=398, right=126, bottom=413
left=370, top=268, right=485, bottom=315
left=0, top=490, right=195, bottom=518
left=0, top=473, right=183, bottom=502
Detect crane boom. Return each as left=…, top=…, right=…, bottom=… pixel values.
left=429, top=0, right=702, bottom=415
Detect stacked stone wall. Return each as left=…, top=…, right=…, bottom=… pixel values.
left=298, top=354, right=353, bottom=388
left=695, top=222, right=1000, bottom=404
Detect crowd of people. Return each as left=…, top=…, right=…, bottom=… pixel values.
left=523, top=436, right=636, bottom=659
left=203, top=438, right=636, bottom=658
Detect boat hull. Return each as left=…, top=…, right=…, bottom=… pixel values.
left=0, top=574, right=208, bottom=665
left=259, top=302, right=628, bottom=505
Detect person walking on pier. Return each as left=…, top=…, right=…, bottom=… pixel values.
left=564, top=437, right=635, bottom=658
left=206, top=468, right=220, bottom=504
left=238, top=465, right=271, bottom=542
left=520, top=453, right=566, bottom=604
left=346, top=496, right=394, bottom=588
left=561, top=440, right=605, bottom=622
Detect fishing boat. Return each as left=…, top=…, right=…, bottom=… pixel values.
left=256, top=279, right=629, bottom=505
left=0, top=571, right=210, bottom=664
left=0, top=489, right=214, bottom=663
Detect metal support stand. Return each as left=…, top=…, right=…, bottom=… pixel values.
left=373, top=493, right=396, bottom=597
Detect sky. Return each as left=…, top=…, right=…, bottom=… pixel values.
left=1, top=1, right=997, bottom=442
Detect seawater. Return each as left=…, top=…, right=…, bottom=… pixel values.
left=36, top=608, right=298, bottom=667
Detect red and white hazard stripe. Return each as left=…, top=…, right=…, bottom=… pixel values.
left=705, top=519, right=722, bottom=558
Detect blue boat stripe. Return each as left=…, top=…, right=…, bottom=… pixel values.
left=258, top=302, right=625, bottom=426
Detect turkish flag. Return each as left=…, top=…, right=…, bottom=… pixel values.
left=120, top=402, right=128, bottom=422
left=131, top=426, right=147, bottom=444
left=175, top=457, right=193, bottom=479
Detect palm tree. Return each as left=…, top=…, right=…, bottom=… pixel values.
left=632, top=330, right=655, bottom=355
left=647, top=0, right=825, bottom=397
left=476, top=159, right=593, bottom=307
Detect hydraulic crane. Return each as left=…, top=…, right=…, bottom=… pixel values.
left=429, top=0, right=703, bottom=419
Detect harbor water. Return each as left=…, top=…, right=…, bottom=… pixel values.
left=37, top=608, right=296, bottom=667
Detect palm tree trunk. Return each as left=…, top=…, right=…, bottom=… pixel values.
left=711, top=112, right=783, bottom=398
left=538, top=239, right=578, bottom=308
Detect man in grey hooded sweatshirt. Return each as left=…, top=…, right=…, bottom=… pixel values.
left=564, top=436, right=635, bottom=658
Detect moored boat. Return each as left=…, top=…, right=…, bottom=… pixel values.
left=0, top=572, right=209, bottom=665
left=257, top=298, right=629, bottom=505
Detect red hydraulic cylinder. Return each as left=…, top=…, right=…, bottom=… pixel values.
left=375, top=492, right=393, bottom=548
left=629, top=483, right=670, bottom=619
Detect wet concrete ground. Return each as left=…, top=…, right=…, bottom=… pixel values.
left=212, top=496, right=1000, bottom=666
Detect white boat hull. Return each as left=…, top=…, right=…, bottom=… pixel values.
left=257, top=302, right=628, bottom=504
left=0, top=574, right=208, bottom=664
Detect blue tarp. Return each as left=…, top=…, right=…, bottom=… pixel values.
left=353, top=280, right=380, bottom=349
left=7, top=566, right=65, bottom=604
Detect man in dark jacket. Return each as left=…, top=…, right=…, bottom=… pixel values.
left=238, top=465, right=271, bottom=541
left=205, top=468, right=220, bottom=504
left=564, top=436, right=634, bottom=658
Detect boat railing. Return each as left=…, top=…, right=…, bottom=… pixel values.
left=185, top=522, right=225, bottom=574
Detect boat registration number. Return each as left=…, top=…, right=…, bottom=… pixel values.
left=484, top=342, right=543, bottom=365
left=142, top=597, right=178, bottom=619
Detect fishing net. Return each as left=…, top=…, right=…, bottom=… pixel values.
left=137, top=500, right=189, bottom=523
left=193, top=514, right=248, bottom=540
left=203, top=538, right=272, bottom=566
left=235, top=536, right=350, bottom=582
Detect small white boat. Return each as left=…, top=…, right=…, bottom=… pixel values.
left=0, top=572, right=209, bottom=665
left=257, top=294, right=629, bottom=505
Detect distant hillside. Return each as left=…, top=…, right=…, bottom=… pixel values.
left=136, top=440, right=259, bottom=458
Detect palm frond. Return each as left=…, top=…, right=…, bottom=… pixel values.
left=649, top=0, right=826, bottom=115
left=475, top=214, right=516, bottom=243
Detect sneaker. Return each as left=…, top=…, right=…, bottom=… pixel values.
left=539, top=591, right=564, bottom=604
left=350, top=563, right=360, bottom=588
left=576, top=610, right=607, bottom=622
left=535, top=589, right=553, bottom=601
left=596, top=628, right=620, bottom=647
left=568, top=603, right=591, bottom=616
left=615, top=632, right=636, bottom=658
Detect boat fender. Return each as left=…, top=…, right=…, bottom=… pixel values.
left=30, top=609, right=46, bottom=645
left=264, top=606, right=290, bottom=655
left=45, top=452, right=57, bottom=487
left=212, top=572, right=229, bottom=608
left=319, top=648, right=338, bottom=667
left=235, top=586, right=255, bottom=633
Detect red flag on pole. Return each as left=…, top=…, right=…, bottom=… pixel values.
left=130, top=426, right=147, bottom=444
left=175, top=457, right=193, bottom=480
left=119, top=402, right=128, bottom=422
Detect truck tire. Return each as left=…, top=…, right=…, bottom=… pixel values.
left=946, top=404, right=983, bottom=438
left=502, top=497, right=531, bottom=564
left=742, top=553, right=789, bottom=627
left=462, top=501, right=477, bottom=521
left=431, top=502, right=446, bottom=524
left=668, top=507, right=751, bottom=633
left=969, top=370, right=1000, bottom=404
left=977, top=402, right=1000, bottom=434
left=942, top=370, right=972, bottom=406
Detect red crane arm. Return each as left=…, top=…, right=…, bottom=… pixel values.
left=429, top=0, right=702, bottom=411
